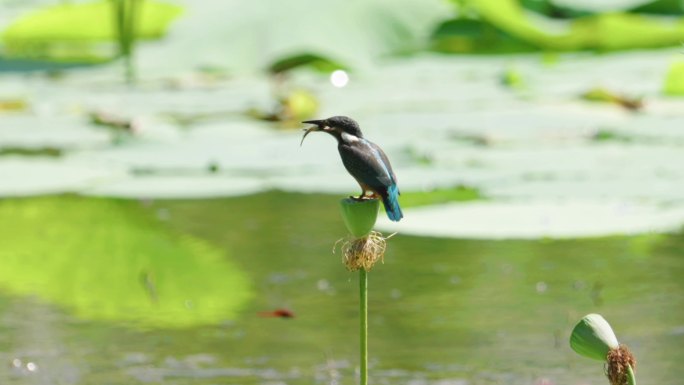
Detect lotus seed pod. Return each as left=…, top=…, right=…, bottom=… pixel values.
left=570, top=313, right=620, bottom=361
left=339, top=198, right=379, bottom=238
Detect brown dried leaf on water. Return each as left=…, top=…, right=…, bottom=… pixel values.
left=89, top=111, right=137, bottom=133
left=580, top=88, right=644, bottom=111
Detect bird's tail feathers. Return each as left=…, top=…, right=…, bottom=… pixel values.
left=382, top=184, right=403, bottom=222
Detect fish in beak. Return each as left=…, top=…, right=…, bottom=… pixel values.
left=300, top=119, right=327, bottom=146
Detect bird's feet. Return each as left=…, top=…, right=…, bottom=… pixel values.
left=349, top=192, right=378, bottom=201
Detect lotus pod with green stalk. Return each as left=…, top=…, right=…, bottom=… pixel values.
left=339, top=198, right=379, bottom=239
left=336, top=197, right=393, bottom=385
left=338, top=198, right=393, bottom=272
left=570, top=313, right=637, bottom=385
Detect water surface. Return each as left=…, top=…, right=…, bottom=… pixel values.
left=0, top=192, right=682, bottom=384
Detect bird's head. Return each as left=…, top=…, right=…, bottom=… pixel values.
left=300, top=116, right=363, bottom=146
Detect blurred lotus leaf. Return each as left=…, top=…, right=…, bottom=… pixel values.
left=268, top=53, right=349, bottom=76
left=431, top=18, right=537, bottom=53
left=168, top=0, right=452, bottom=74
left=434, top=0, right=684, bottom=53
left=520, top=0, right=593, bottom=19
left=0, top=146, right=63, bottom=157
left=663, top=60, right=684, bottom=96
left=569, top=12, right=684, bottom=51
left=2, top=0, right=183, bottom=62
left=0, top=196, right=252, bottom=328
left=630, top=0, right=684, bottom=15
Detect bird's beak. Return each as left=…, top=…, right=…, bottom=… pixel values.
left=300, top=119, right=327, bottom=146
left=302, top=119, right=326, bottom=126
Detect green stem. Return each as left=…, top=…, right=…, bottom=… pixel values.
left=111, top=0, right=139, bottom=84
left=123, top=0, right=138, bottom=84
left=627, top=365, right=636, bottom=385
left=359, top=268, right=368, bottom=385
left=112, top=0, right=125, bottom=55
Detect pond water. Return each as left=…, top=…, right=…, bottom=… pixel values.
left=0, top=193, right=682, bottom=384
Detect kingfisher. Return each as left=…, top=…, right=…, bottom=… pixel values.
left=300, top=116, right=403, bottom=222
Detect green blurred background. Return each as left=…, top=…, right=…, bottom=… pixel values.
left=0, top=0, right=683, bottom=384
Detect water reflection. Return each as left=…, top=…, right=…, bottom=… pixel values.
left=0, top=196, right=252, bottom=328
